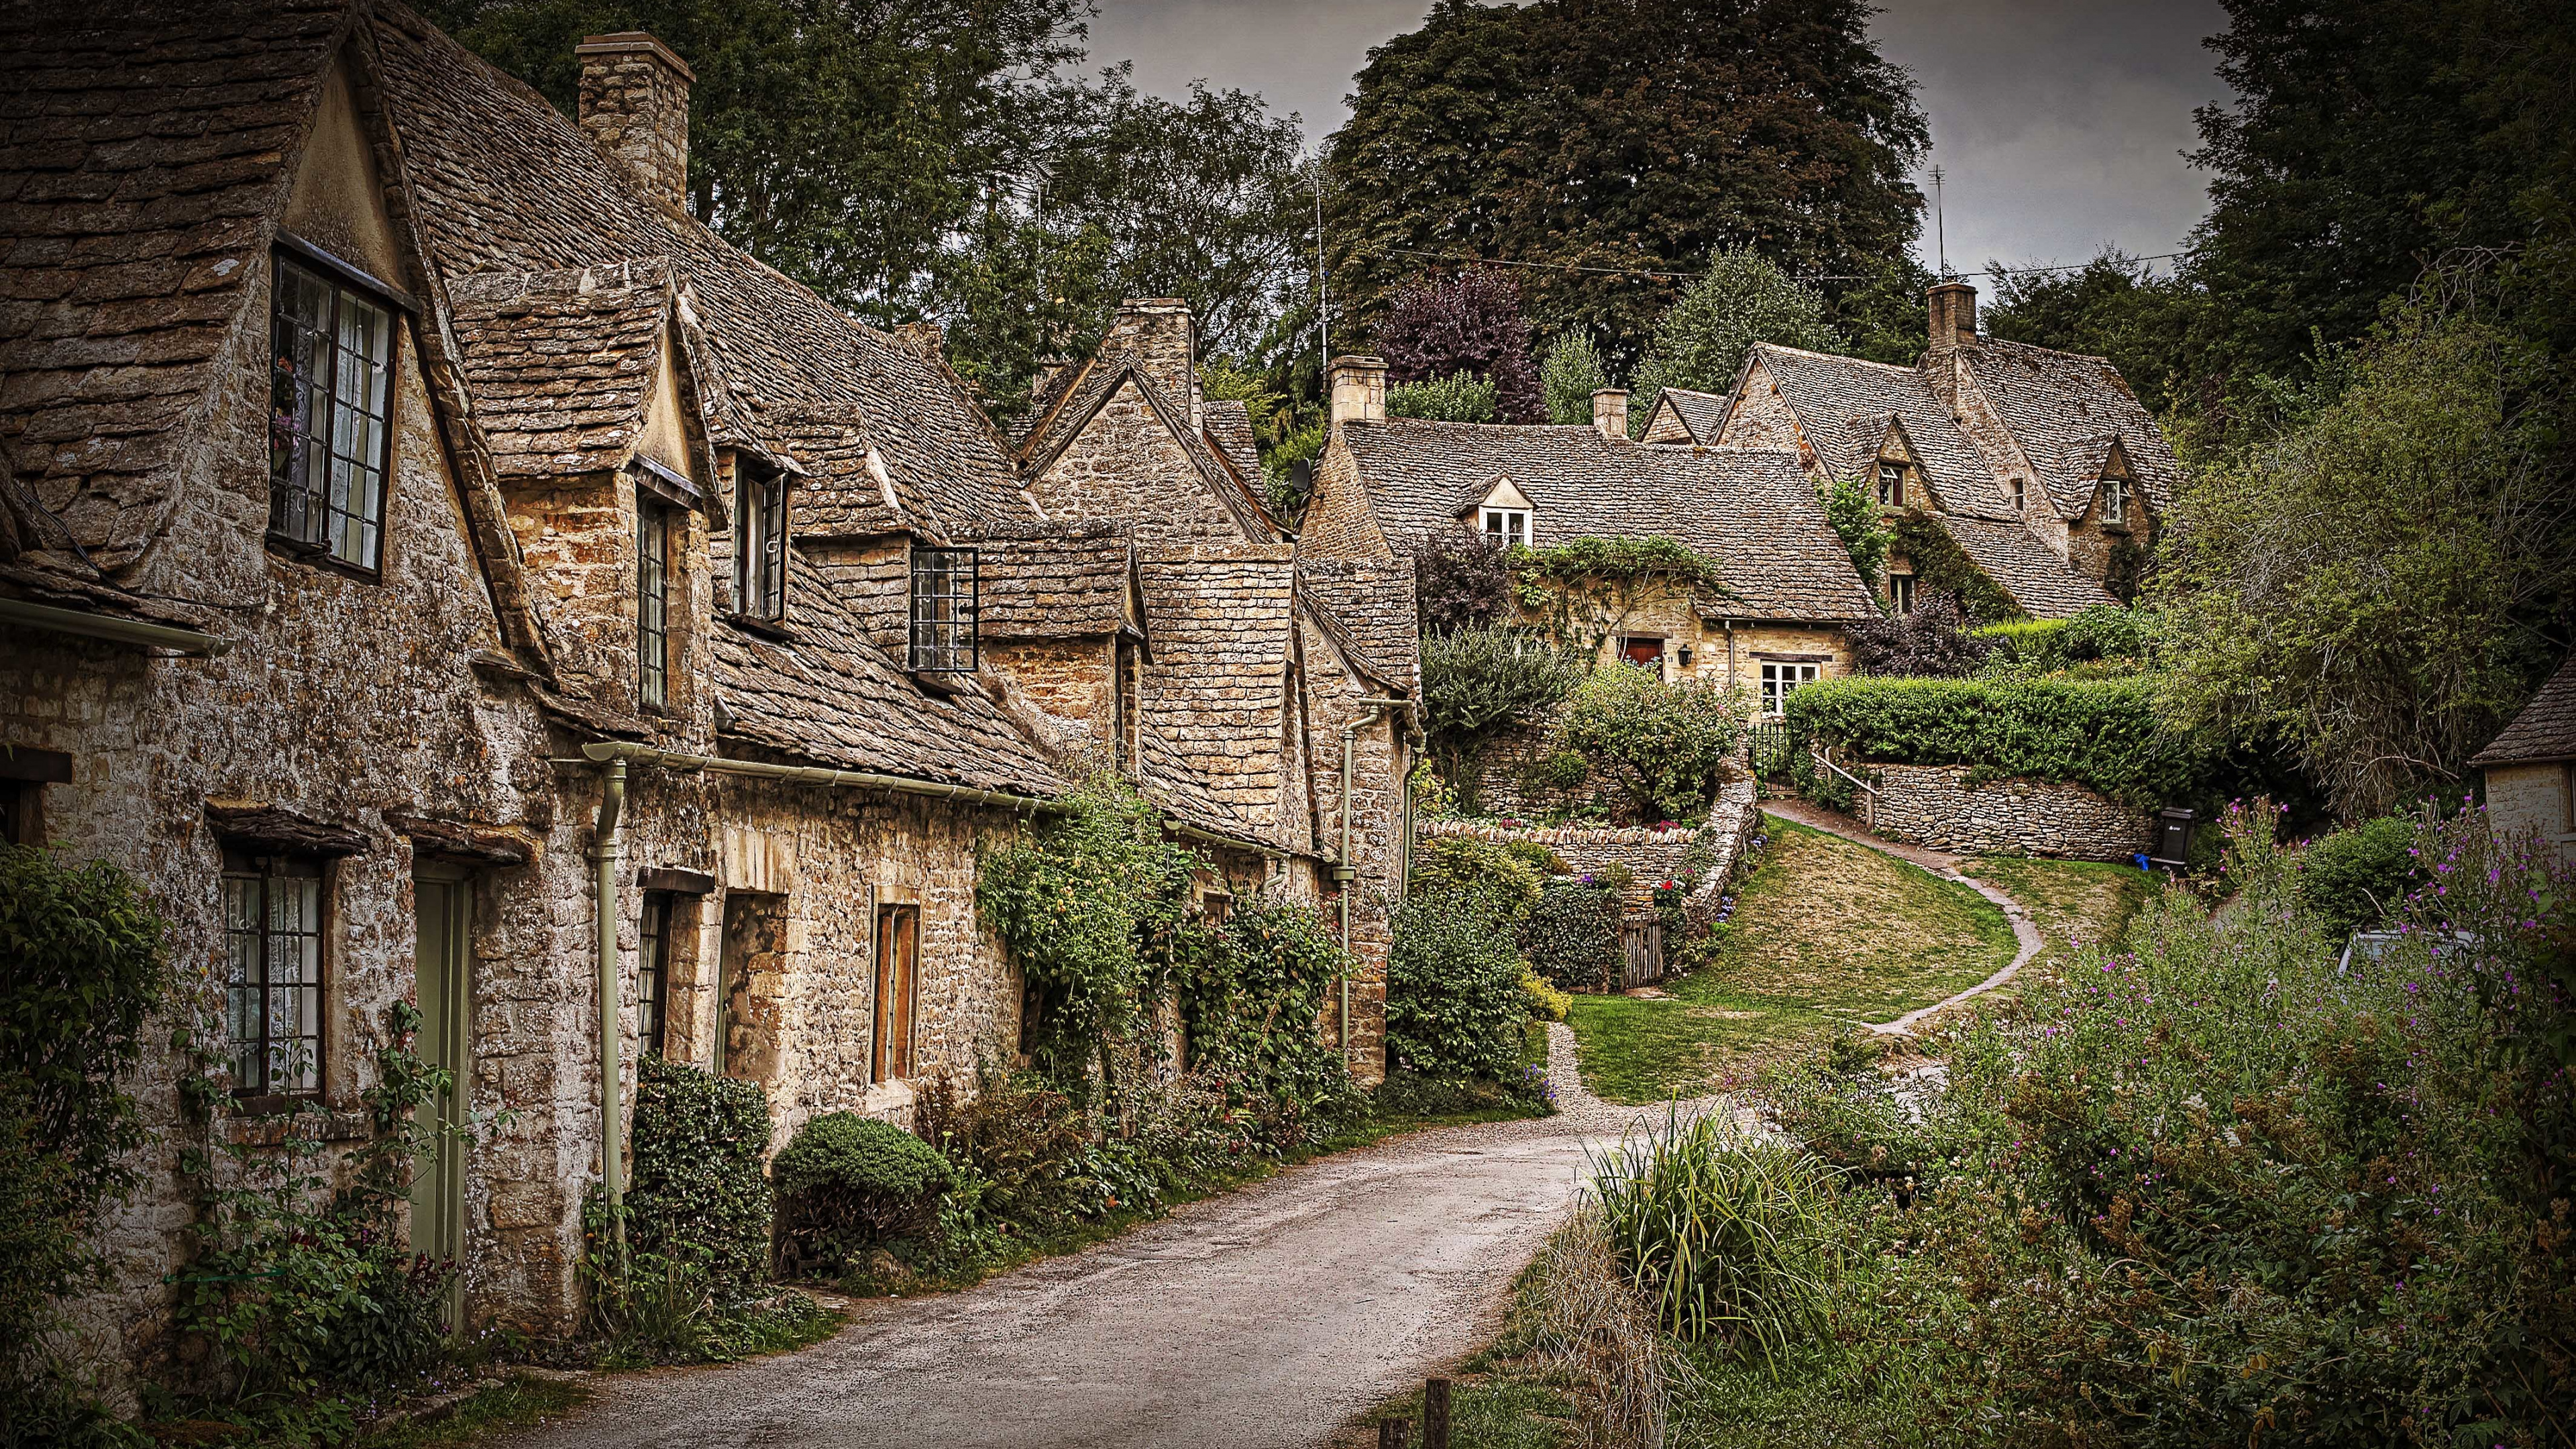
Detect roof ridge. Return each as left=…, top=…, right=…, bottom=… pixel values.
left=1756, top=341, right=1917, bottom=374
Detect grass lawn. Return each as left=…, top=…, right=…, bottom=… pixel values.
left=1566, top=814, right=2016, bottom=1104
left=1962, top=853, right=2160, bottom=967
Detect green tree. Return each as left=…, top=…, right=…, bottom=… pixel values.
left=2153, top=289, right=2576, bottom=818
left=1324, top=0, right=1925, bottom=372
left=1541, top=329, right=1611, bottom=425
left=1556, top=667, right=1750, bottom=822
left=1419, top=625, right=1585, bottom=803
left=1374, top=270, right=1544, bottom=422
left=1982, top=250, right=2206, bottom=416
left=1387, top=371, right=1499, bottom=423
left=1627, top=251, right=1844, bottom=437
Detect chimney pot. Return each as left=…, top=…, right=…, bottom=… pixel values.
left=1329, top=355, right=1388, bottom=428
left=576, top=32, right=694, bottom=208
left=1928, top=281, right=1978, bottom=352
left=1592, top=388, right=1629, bottom=440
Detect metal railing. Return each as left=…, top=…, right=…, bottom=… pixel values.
left=1746, top=720, right=1802, bottom=777
left=1812, top=744, right=1879, bottom=832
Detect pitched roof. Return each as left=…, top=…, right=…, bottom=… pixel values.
left=963, top=518, right=1133, bottom=640
left=1297, top=557, right=1418, bottom=697
left=1014, top=350, right=1281, bottom=542
left=0, top=0, right=345, bottom=584
left=1647, top=386, right=1729, bottom=443
left=1750, top=343, right=2001, bottom=515
left=1136, top=548, right=1295, bottom=845
left=706, top=538, right=1064, bottom=796
left=444, top=259, right=679, bottom=481
left=1336, top=418, right=1878, bottom=623
left=364, top=3, right=1032, bottom=533
left=2471, top=655, right=2576, bottom=768
left=1951, top=338, right=2183, bottom=521
left=1203, top=398, right=1263, bottom=480
left=1935, top=515, right=2116, bottom=619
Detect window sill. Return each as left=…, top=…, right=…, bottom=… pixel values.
left=264, top=534, right=382, bottom=584
left=224, top=1100, right=374, bottom=1144
left=722, top=612, right=795, bottom=642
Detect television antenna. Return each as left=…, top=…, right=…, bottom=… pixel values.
left=1931, top=164, right=1949, bottom=280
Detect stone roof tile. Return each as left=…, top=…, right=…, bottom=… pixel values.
left=2472, top=654, right=2576, bottom=768
left=1750, top=343, right=1999, bottom=513
left=1650, top=386, right=1727, bottom=443
left=1952, top=337, right=2183, bottom=521
left=1935, top=514, right=2116, bottom=620
left=1297, top=557, right=1418, bottom=696
left=445, top=260, right=673, bottom=481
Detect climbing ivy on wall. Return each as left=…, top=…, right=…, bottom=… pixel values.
left=1890, top=513, right=2023, bottom=624
left=1512, top=535, right=1730, bottom=650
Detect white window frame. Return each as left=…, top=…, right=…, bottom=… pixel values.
left=1888, top=574, right=1916, bottom=614
left=1759, top=661, right=1820, bottom=717
left=2100, top=474, right=2129, bottom=525
left=1481, top=507, right=1529, bottom=549
left=1875, top=460, right=1904, bottom=508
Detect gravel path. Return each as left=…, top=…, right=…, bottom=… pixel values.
left=1757, top=799, right=2045, bottom=1034
left=498, top=1032, right=1743, bottom=1449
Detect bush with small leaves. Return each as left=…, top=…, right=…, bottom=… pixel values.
left=771, top=1114, right=955, bottom=1275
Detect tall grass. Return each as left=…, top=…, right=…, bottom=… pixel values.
left=1586, top=1112, right=1841, bottom=1375
left=1527, top=1209, right=1676, bottom=1448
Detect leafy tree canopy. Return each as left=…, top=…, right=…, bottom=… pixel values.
left=1387, top=370, right=1500, bottom=423
left=1540, top=329, right=1611, bottom=425
left=1374, top=269, right=1544, bottom=422
left=1627, top=250, right=1845, bottom=433
left=1324, top=0, right=1927, bottom=372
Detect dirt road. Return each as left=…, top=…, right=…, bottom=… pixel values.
left=500, top=1029, right=1721, bottom=1449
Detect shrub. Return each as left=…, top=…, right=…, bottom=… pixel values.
left=1521, top=879, right=1621, bottom=991
left=1385, top=893, right=1527, bottom=1081
left=1587, top=1112, right=1841, bottom=1368
left=1406, top=525, right=1515, bottom=633
left=1888, top=513, right=2024, bottom=623
left=1815, top=473, right=1892, bottom=589
left=912, top=1067, right=1084, bottom=1230
left=1410, top=835, right=1545, bottom=923
left=2294, top=812, right=2421, bottom=936
left=1387, top=368, right=1500, bottom=423
left=1179, top=898, right=1362, bottom=1153
left=1845, top=594, right=1991, bottom=678
left=1521, top=967, right=1571, bottom=1022
left=1419, top=625, right=1584, bottom=802
left=771, top=1114, right=954, bottom=1275
left=1503, top=839, right=1570, bottom=875
left=0, top=847, right=170, bottom=1397
left=1972, top=604, right=2149, bottom=674
left=626, top=1055, right=774, bottom=1300
left=1783, top=674, right=2205, bottom=807
left=1556, top=667, right=1750, bottom=822
left=1541, top=329, right=1610, bottom=425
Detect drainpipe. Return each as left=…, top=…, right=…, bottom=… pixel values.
left=593, top=757, right=629, bottom=1273
left=1336, top=698, right=1407, bottom=1055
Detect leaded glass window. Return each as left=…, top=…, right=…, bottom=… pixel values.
left=223, top=853, right=324, bottom=1096
left=638, top=503, right=670, bottom=708
left=269, top=254, right=394, bottom=570
left=908, top=546, right=977, bottom=673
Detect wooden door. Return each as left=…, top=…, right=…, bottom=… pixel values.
left=410, top=870, right=471, bottom=1326
left=873, top=905, right=918, bottom=1081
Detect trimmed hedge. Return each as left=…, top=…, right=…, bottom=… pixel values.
left=627, top=1054, right=775, bottom=1299
left=1783, top=674, right=2203, bottom=807
left=771, top=1113, right=953, bottom=1275
left=1521, top=879, right=1623, bottom=991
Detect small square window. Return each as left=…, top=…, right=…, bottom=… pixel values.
left=2101, top=475, right=2129, bottom=525
left=1481, top=508, right=1529, bottom=549
left=1876, top=461, right=1905, bottom=508
left=737, top=467, right=788, bottom=621
left=1888, top=574, right=1916, bottom=614
left=223, top=852, right=325, bottom=1096
left=270, top=253, right=396, bottom=570
left=908, top=546, right=979, bottom=673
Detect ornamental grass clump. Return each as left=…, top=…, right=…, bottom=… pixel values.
left=1587, top=1112, right=1841, bottom=1375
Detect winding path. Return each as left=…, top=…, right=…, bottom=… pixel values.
left=498, top=1030, right=1741, bottom=1449
left=1756, top=799, right=2046, bottom=1034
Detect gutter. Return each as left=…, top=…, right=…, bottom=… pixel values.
left=579, top=741, right=1062, bottom=814
left=1334, top=698, right=1407, bottom=1059
left=0, top=597, right=232, bottom=657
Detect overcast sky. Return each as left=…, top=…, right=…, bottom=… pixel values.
left=1082, top=0, right=2234, bottom=282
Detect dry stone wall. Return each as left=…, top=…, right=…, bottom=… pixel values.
left=1866, top=763, right=2147, bottom=859
left=1419, top=776, right=1760, bottom=916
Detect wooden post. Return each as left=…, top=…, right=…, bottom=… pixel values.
left=1378, top=1417, right=1411, bottom=1449
left=1423, top=1377, right=1452, bottom=1449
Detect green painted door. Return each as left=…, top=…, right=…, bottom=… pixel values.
left=410, top=870, right=472, bottom=1326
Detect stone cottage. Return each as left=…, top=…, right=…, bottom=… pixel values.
left=0, top=0, right=1411, bottom=1389
left=1645, top=281, right=2180, bottom=618
left=2472, top=654, right=2576, bottom=865
left=1299, top=358, right=1879, bottom=717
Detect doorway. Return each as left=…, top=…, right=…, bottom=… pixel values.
left=410, top=868, right=472, bottom=1326
left=873, top=904, right=919, bottom=1082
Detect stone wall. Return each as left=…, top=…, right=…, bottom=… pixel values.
left=1419, top=775, right=1760, bottom=915
left=1866, top=763, right=2147, bottom=860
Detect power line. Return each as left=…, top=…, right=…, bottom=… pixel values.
left=1377, top=245, right=2188, bottom=286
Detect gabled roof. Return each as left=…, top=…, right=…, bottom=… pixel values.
left=1295, top=558, right=1417, bottom=698
left=1203, top=399, right=1263, bottom=481
left=1136, top=547, right=1296, bottom=845
left=1646, top=386, right=1729, bottom=444
left=1336, top=418, right=1878, bottom=623
left=0, top=0, right=346, bottom=586
left=1949, top=338, right=2182, bottom=521
left=2472, top=654, right=2576, bottom=768
left=1750, top=343, right=2000, bottom=513
left=964, top=518, right=1136, bottom=641
left=1934, top=515, right=2116, bottom=619
left=1016, top=350, right=1281, bottom=542
left=707, top=537, right=1064, bottom=796
left=445, top=259, right=686, bottom=482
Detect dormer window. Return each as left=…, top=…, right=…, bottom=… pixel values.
left=637, top=502, right=671, bottom=709
left=908, top=546, right=978, bottom=673
left=1876, top=460, right=1905, bottom=508
left=1482, top=508, right=1529, bottom=549
left=737, top=464, right=788, bottom=620
left=2100, top=475, right=2129, bottom=525
left=2008, top=478, right=2026, bottom=512
left=269, top=250, right=395, bottom=571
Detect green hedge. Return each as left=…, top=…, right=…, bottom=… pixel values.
left=627, top=1054, right=775, bottom=1299
left=1782, top=675, right=2202, bottom=807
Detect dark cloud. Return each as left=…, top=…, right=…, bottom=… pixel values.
left=1083, top=0, right=2232, bottom=280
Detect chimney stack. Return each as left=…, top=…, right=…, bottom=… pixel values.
left=1591, top=388, right=1629, bottom=440
left=576, top=33, right=694, bottom=208
left=1105, top=299, right=1201, bottom=429
left=1927, top=280, right=1978, bottom=352
left=1329, top=355, right=1387, bottom=428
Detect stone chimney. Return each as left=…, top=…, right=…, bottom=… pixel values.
left=1329, top=355, right=1387, bottom=427
left=1104, top=298, right=1200, bottom=429
left=1928, top=280, right=1978, bottom=352
left=1592, top=388, right=1629, bottom=440
left=576, top=33, right=694, bottom=207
